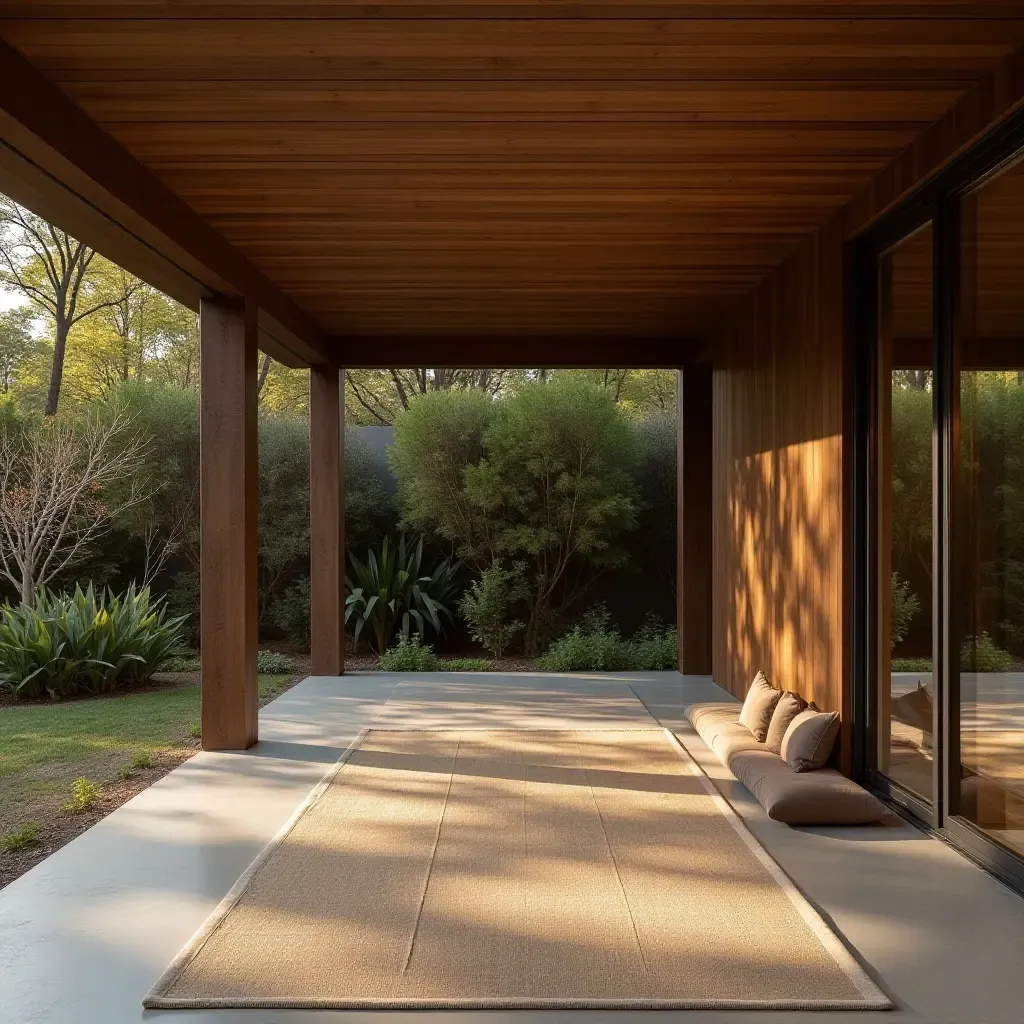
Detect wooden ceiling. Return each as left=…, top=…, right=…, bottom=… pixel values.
left=3, top=3, right=1024, bottom=346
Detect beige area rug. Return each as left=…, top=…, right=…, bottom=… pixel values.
left=145, top=728, right=891, bottom=1010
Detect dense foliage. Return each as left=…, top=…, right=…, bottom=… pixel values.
left=0, top=583, right=185, bottom=698
left=345, top=534, right=459, bottom=653
left=537, top=608, right=678, bottom=672
left=458, top=562, right=528, bottom=658
left=889, top=375, right=1024, bottom=666
left=392, top=377, right=640, bottom=652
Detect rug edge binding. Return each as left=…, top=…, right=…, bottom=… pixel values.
left=142, top=725, right=373, bottom=1005
left=661, top=726, right=893, bottom=1010
left=143, top=724, right=894, bottom=1012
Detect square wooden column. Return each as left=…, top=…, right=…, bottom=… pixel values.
left=309, top=366, right=345, bottom=675
left=677, top=367, right=713, bottom=675
left=200, top=298, right=259, bottom=750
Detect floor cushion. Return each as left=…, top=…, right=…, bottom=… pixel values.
left=737, top=670, right=781, bottom=742
left=781, top=706, right=841, bottom=772
left=765, top=691, right=806, bottom=754
left=687, top=703, right=888, bottom=826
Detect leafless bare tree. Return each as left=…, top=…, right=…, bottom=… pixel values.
left=0, top=411, right=151, bottom=604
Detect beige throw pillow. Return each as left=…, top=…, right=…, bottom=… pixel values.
left=737, top=671, right=780, bottom=743
left=765, top=691, right=806, bottom=754
left=780, top=707, right=840, bottom=772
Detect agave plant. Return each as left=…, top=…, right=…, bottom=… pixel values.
left=0, top=583, right=187, bottom=699
left=345, top=535, right=460, bottom=653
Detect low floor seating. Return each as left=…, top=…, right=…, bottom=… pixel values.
left=687, top=702, right=888, bottom=825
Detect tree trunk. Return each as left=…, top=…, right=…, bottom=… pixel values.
left=20, top=559, right=33, bottom=606
left=257, top=352, right=273, bottom=393
left=45, top=316, right=69, bottom=416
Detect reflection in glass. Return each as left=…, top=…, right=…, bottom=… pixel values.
left=958, top=157, right=1024, bottom=856
left=876, top=223, right=934, bottom=803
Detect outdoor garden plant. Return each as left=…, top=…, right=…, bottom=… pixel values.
left=458, top=561, right=528, bottom=658
left=538, top=607, right=678, bottom=672
left=379, top=634, right=438, bottom=671
left=345, top=534, right=459, bottom=653
left=0, top=583, right=186, bottom=699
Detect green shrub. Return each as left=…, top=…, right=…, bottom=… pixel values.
left=63, top=777, right=101, bottom=813
left=346, top=534, right=460, bottom=653
left=256, top=650, right=294, bottom=674
left=538, top=607, right=629, bottom=671
left=961, top=631, right=1014, bottom=672
left=539, top=607, right=678, bottom=672
left=391, top=378, right=640, bottom=654
left=131, top=750, right=154, bottom=770
left=0, top=584, right=187, bottom=699
left=891, top=657, right=932, bottom=672
left=1, top=822, right=40, bottom=852
left=890, top=572, right=921, bottom=651
left=379, top=634, right=438, bottom=671
left=163, top=653, right=201, bottom=673
left=118, top=766, right=132, bottom=781
left=188, top=721, right=202, bottom=739
left=628, top=616, right=678, bottom=670
left=269, top=577, right=310, bottom=646
left=441, top=658, right=492, bottom=671
left=458, top=562, right=527, bottom=657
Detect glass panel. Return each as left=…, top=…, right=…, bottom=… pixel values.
left=876, top=223, right=934, bottom=804
left=958, top=156, right=1024, bottom=857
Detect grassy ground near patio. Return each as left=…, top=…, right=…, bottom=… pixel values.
left=0, top=674, right=294, bottom=888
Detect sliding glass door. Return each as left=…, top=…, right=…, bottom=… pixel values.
left=859, top=115, right=1024, bottom=889
left=874, top=224, right=935, bottom=808
left=955, top=156, right=1024, bottom=859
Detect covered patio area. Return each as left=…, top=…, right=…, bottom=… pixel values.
left=4, top=4, right=1024, bottom=1014
left=2, top=671, right=1024, bottom=1023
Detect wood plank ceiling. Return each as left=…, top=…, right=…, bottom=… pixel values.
left=2, top=3, right=1024, bottom=346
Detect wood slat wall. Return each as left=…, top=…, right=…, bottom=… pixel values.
left=711, top=216, right=847, bottom=752
left=710, top=35, right=1024, bottom=770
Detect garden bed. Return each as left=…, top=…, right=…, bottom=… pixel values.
left=0, top=670, right=303, bottom=890
left=345, top=653, right=537, bottom=672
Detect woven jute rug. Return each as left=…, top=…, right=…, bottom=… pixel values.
left=145, top=728, right=891, bottom=1010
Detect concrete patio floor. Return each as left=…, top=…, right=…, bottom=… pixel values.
left=1, top=671, right=1023, bottom=1024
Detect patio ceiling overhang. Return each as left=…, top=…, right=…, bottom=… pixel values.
left=4, top=4, right=1024, bottom=369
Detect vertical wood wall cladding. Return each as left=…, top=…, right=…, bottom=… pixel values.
left=712, top=217, right=848, bottom=758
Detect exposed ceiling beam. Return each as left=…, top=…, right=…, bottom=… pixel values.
left=0, top=33, right=330, bottom=368
left=332, top=335, right=704, bottom=369
left=844, top=39, right=1024, bottom=235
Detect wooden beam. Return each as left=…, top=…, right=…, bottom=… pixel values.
left=844, top=39, right=1024, bottom=236
left=333, top=335, right=703, bottom=369
left=309, top=366, right=346, bottom=676
left=893, top=336, right=1024, bottom=369
left=677, top=366, right=713, bottom=674
left=0, top=139, right=306, bottom=368
left=0, top=33, right=330, bottom=367
left=200, top=298, right=259, bottom=751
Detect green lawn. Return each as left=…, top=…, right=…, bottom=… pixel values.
left=0, top=675, right=292, bottom=833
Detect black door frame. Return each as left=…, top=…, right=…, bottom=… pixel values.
left=851, top=108, right=1024, bottom=895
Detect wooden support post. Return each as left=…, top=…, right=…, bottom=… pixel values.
left=200, top=298, right=259, bottom=750
left=677, top=367, right=713, bottom=675
left=309, top=367, right=346, bottom=675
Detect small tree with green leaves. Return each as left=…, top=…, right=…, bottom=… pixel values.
left=393, top=377, right=639, bottom=653
left=890, top=571, right=920, bottom=651
left=459, top=561, right=528, bottom=657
